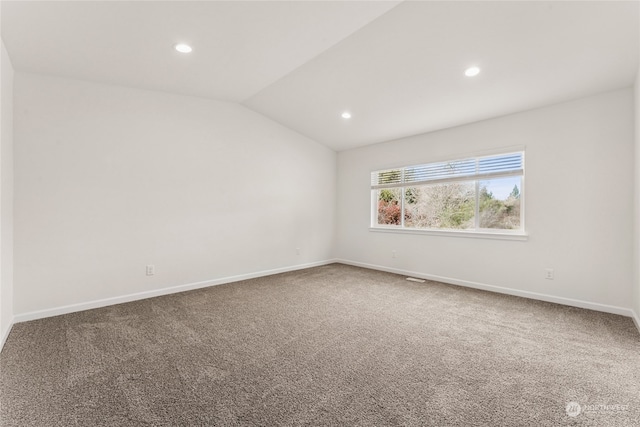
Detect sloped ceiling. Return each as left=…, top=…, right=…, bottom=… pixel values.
left=2, top=1, right=639, bottom=151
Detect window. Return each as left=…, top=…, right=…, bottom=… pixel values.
left=372, top=152, right=524, bottom=234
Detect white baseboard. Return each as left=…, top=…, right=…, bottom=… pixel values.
left=1, top=319, right=14, bottom=353
left=11, top=258, right=640, bottom=338
left=632, top=310, right=640, bottom=335
left=336, top=259, right=637, bottom=319
left=13, top=259, right=338, bottom=324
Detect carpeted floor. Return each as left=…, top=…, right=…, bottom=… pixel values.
left=1, top=263, right=639, bottom=426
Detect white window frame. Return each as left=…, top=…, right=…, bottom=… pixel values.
left=370, top=151, right=527, bottom=240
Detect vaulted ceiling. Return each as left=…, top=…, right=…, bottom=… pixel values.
left=2, top=1, right=638, bottom=151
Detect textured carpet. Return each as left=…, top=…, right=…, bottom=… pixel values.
left=1, top=263, right=639, bottom=426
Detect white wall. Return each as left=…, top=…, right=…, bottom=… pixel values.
left=1, top=40, right=15, bottom=347
left=7, top=71, right=637, bottom=325
left=337, top=88, right=635, bottom=313
left=13, top=72, right=336, bottom=316
left=634, top=69, right=640, bottom=326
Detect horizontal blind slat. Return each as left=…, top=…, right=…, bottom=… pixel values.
left=372, top=169, right=522, bottom=189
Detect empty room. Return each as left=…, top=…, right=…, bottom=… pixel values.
left=1, top=1, right=639, bottom=426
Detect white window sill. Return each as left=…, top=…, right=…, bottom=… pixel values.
left=369, top=227, right=528, bottom=241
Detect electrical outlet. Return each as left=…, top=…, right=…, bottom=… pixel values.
left=146, top=265, right=155, bottom=276
left=392, top=250, right=397, bottom=258
left=296, top=248, right=300, bottom=255
left=545, top=268, right=554, bottom=280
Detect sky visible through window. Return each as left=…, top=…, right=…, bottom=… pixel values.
left=487, top=176, right=520, bottom=199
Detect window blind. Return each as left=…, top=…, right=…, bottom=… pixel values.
left=371, top=152, right=523, bottom=189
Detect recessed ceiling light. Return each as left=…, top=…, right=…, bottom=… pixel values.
left=465, top=66, right=480, bottom=77
left=175, top=43, right=193, bottom=54
left=341, top=112, right=352, bottom=119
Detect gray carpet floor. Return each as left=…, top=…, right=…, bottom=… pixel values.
left=1, top=263, right=639, bottom=426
